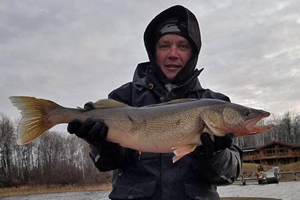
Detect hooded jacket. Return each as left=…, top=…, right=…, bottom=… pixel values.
left=144, top=5, right=201, bottom=85
left=89, top=5, right=243, bottom=200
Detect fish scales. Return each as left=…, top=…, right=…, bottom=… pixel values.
left=89, top=103, right=204, bottom=152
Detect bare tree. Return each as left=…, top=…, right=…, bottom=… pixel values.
left=294, top=115, right=300, bottom=143
left=0, top=114, right=15, bottom=186
left=236, top=111, right=300, bottom=148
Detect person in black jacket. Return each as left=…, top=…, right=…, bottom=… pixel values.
left=68, top=5, right=243, bottom=200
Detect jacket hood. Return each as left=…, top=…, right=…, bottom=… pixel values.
left=144, top=5, right=202, bottom=85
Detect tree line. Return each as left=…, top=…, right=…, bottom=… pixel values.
left=234, top=111, right=300, bottom=148
left=1, top=111, right=300, bottom=188
left=0, top=114, right=111, bottom=188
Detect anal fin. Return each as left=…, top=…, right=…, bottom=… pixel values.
left=172, top=145, right=197, bottom=163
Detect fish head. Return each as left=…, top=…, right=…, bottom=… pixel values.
left=222, top=105, right=274, bottom=136
left=201, top=103, right=274, bottom=137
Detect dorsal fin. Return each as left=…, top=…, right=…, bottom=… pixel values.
left=146, top=98, right=198, bottom=107
left=168, top=98, right=198, bottom=104
left=93, top=99, right=129, bottom=109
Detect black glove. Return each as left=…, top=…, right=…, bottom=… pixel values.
left=67, top=101, right=108, bottom=145
left=68, top=102, right=128, bottom=170
left=193, top=132, right=234, bottom=158
left=67, top=118, right=108, bottom=146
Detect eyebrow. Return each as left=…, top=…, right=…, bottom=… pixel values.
left=157, top=40, right=170, bottom=44
left=158, top=39, right=189, bottom=44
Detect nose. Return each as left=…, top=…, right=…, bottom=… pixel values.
left=168, top=46, right=179, bottom=59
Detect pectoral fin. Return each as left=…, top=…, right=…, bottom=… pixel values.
left=172, top=145, right=197, bottom=163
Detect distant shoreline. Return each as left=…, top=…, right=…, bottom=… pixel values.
left=1, top=181, right=298, bottom=200
left=0, top=184, right=112, bottom=198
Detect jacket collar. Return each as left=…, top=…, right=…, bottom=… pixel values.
left=133, top=62, right=204, bottom=97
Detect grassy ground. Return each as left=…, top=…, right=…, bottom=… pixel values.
left=240, top=161, right=300, bottom=182
left=242, top=161, right=300, bottom=174
left=279, top=160, right=300, bottom=171
left=0, top=184, right=112, bottom=197
left=241, top=163, right=271, bottom=176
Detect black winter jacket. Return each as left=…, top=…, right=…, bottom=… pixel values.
left=89, top=62, right=243, bottom=200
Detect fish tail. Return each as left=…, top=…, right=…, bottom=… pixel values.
left=9, top=96, right=62, bottom=145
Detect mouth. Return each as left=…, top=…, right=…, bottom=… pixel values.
left=165, top=64, right=181, bottom=70
left=245, top=111, right=274, bottom=135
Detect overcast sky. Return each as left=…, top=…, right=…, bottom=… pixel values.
left=1, top=0, right=300, bottom=132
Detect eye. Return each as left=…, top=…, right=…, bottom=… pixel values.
left=157, top=42, right=170, bottom=50
left=243, top=108, right=251, bottom=116
left=178, top=43, right=191, bottom=50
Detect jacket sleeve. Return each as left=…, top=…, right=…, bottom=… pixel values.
left=196, top=145, right=243, bottom=185
left=89, top=144, right=134, bottom=172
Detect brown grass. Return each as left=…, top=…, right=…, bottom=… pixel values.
left=279, top=161, right=300, bottom=171
left=240, top=161, right=300, bottom=182
left=242, top=161, right=300, bottom=173
left=0, top=184, right=112, bottom=197
left=241, top=163, right=272, bottom=176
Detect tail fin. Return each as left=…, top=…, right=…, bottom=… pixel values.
left=9, top=96, right=59, bottom=145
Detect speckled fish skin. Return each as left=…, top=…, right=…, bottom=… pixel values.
left=9, top=96, right=274, bottom=162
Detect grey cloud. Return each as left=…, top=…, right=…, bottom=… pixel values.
left=1, top=0, right=299, bottom=130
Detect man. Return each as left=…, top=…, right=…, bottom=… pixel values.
left=68, top=5, right=243, bottom=200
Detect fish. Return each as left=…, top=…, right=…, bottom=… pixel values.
left=9, top=96, right=274, bottom=162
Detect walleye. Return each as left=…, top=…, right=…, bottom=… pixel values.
left=9, top=96, right=274, bottom=162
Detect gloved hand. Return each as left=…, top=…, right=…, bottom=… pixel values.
left=67, top=118, right=108, bottom=146
left=67, top=101, right=108, bottom=146
left=193, top=132, right=234, bottom=159
left=68, top=101, right=129, bottom=170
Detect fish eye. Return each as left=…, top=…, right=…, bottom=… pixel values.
left=243, top=108, right=251, bottom=116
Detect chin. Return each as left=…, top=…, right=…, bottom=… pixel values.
left=165, top=73, right=179, bottom=81
left=166, top=76, right=176, bottom=81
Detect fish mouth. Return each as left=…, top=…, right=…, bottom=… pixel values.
left=245, top=110, right=274, bottom=135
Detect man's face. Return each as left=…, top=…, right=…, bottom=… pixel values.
left=155, top=34, right=192, bottom=81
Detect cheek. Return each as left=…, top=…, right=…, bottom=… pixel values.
left=155, top=51, right=166, bottom=66
left=181, top=52, right=192, bottom=65
left=223, top=108, right=244, bottom=125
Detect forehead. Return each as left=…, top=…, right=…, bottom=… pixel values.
left=157, top=34, right=190, bottom=43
